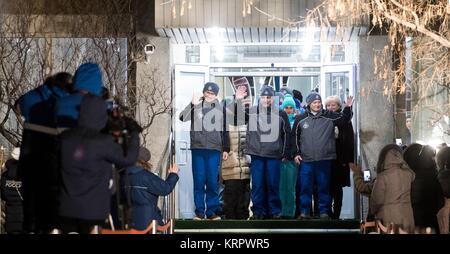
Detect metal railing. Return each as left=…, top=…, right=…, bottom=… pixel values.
left=160, top=131, right=176, bottom=234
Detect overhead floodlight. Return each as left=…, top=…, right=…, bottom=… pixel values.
left=302, top=20, right=316, bottom=60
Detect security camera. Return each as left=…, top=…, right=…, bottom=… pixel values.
left=144, top=43, right=155, bottom=55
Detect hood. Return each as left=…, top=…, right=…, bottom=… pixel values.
left=73, top=63, right=103, bottom=96
left=78, top=95, right=108, bottom=131
left=436, top=147, right=450, bottom=171
left=383, top=149, right=413, bottom=175
left=403, top=143, right=437, bottom=173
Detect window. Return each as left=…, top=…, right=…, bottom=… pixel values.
left=185, top=45, right=200, bottom=63
left=325, top=72, right=349, bottom=102
left=330, top=45, right=345, bottom=62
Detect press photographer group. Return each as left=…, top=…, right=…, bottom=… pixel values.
left=1, top=62, right=178, bottom=234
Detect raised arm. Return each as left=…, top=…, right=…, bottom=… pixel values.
left=350, top=163, right=373, bottom=196
left=179, top=94, right=202, bottom=122
left=331, top=96, right=354, bottom=126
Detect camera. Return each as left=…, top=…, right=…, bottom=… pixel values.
left=104, top=98, right=142, bottom=156
left=144, top=43, right=155, bottom=55
left=363, top=170, right=371, bottom=182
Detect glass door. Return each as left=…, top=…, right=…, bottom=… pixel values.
left=322, top=65, right=355, bottom=102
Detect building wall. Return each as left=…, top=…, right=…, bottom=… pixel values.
left=156, top=0, right=326, bottom=28
left=136, top=36, right=172, bottom=170
left=357, top=35, right=392, bottom=220
left=358, top=35, right=393, bottom=172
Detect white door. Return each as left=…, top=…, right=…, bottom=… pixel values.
left=322, top=64, right=356, bottom=219
left=174, top=65, right=209, bottom=219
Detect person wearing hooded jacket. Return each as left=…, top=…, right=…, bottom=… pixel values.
left=126, top=147, right=179, bottom=230
left=293, top=93, right=353, bottom=220
left=58, top=95, right=139, bottom=234
left=1, top=148, right=24, bottom=234
left=235, top=85, right=291, bottom=219
left=56, top=63, right=103, bottom=128
left=17, top=72, right=72, bottom=233
left=436, top=147, right=450, bottom=234
left=403, top=143, right=444, bottom=233
left=370, top=144, right=415, bottom=233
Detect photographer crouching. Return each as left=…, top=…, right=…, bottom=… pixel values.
left=58, top=94, right=141, bottom=234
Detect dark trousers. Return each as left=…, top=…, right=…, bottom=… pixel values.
left=20, top=129, right=60, bottom=233
left=222, top=179, right=250, bottom=219
left=330, top=183, right=343, bottom=219
left=299, top=160, right=332, bottom=216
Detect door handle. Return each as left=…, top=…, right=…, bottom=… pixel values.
left=178, top=141, right=189, bottom=166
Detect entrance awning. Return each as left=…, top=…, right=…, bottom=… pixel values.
left=156, top=26, right=368, bottom=44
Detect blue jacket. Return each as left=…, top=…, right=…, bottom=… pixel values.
left=56, top=63, right=103, bottom=128
left=19, top=83, right=69, bottom=126
left=59, top=95, right=139, bottom=221
left=127, top=167, right=179, bottom=230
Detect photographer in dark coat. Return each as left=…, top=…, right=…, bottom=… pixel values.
left=59, top=95, right=139, bottom=234
left=403, top=143, right=444, bottom=233
left=18, top=73, right=72, bottom=233
left=436, top=147, right=450, bottom=233
left=1, top=148, right=23, bottom=234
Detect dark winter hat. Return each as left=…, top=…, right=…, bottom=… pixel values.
left=138, top=146, right=151, bottom=162
left=306, top=92, right=322, bottom=105
left=436, top=147, right=450, bottom=171
left=260, top=86, right=275, bottom=97
left=293, top=89, right=303, bottom=103
left=53, top=72, right=74, bottom=92
left=203, top=82, right=220, bottom=95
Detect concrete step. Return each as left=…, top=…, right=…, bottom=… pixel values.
left=174, top=219, right=360, bottom=234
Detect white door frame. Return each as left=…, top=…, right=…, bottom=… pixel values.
left=321, top=63, right=357, bottom=219
left=321, top=64, right=355, bottom=99
left=173, top=64, right=209, bottom=219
